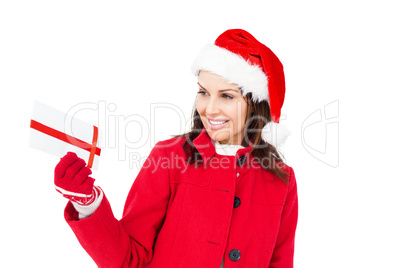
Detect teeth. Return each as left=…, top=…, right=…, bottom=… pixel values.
left=210, top=120, right=228, bottom=125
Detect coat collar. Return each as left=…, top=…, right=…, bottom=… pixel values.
left=193, top=127, right=253, bottom=164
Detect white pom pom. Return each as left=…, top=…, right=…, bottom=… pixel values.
left=261, top=122, right=291, bottom=147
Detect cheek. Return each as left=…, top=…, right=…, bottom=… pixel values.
left=227, top=101, right=248, bottom=125
left=195, top=99, right=204, bottom=113
left=242, top=105, right=248, bottom=122
left=236, top=102, right=248, bottom=127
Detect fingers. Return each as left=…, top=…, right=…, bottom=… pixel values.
left=55, top=152, right=78, bottom=178
left=80, top=176, right=95, bottom=195
left=64, top=158, right=86, bottom=181
left=72, top=165, right=92, bottom=187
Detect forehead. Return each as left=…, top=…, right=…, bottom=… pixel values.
left=198, top=71, right=241, bottom=93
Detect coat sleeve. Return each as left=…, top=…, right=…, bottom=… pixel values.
left=269, top=166, right=298, bottom=268
left=64, top=141, right=171, bottom=268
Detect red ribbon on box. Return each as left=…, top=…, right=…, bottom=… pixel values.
left=30, top=119, right=101, bottom=168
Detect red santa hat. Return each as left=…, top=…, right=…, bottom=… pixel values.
left=191, top=29, right=290, bottom=147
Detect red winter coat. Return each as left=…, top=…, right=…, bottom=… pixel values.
left=64, top=127, right=298, bottom=267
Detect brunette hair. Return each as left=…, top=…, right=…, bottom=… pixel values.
left=171, top=91, right=290, bottom=185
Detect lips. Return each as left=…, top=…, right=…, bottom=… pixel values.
left=207, top=118, right=229, bottom=130
left=209, top=120, right=228, bottom=124
left=208, top=118, right=229, bottom=123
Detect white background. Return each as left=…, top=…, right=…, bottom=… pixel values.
left=1, top=1, right=401, bottom=267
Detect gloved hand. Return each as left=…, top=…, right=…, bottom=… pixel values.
left=54, top=152, right=100, bottom=206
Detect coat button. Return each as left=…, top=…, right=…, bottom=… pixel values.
left=229, top=249, right=241, bottom=261
left=237, top=155, right=246, bottom=166
left=236, top=172, right=240, bottom=177
left=233, top=196, right=241, bottom=208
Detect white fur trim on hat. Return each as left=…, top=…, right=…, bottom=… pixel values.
left=191, top=44, right=269, bottom=103
left=261, top=122, right=291, bottom=147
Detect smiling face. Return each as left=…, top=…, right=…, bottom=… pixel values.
left=196, top=70, right=249, bottom=145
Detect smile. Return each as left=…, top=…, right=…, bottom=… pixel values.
left=208, top=119, right=229, bottom=130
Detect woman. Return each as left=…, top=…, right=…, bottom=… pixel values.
left=54, top=29, right=298, bottom=267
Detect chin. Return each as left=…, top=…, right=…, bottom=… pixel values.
left=207, top=130, right=229, bottom=142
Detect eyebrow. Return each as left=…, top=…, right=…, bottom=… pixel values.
left=197, top=82, right=240, bottom=93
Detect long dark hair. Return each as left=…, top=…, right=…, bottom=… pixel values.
left=171, top=91, right=290, bottom=185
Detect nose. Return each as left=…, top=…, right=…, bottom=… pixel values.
left=206, top=97, right=221, bottom=116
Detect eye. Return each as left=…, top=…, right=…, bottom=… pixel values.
left=197, top=90, right=233, bottom=99
left=222, top=94, right=233, bottom=99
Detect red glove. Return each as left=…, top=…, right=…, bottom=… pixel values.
left=54, top=152, right=99, bottom=206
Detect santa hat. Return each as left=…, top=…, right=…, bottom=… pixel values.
left=191, top=29, right=291, bottom=147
